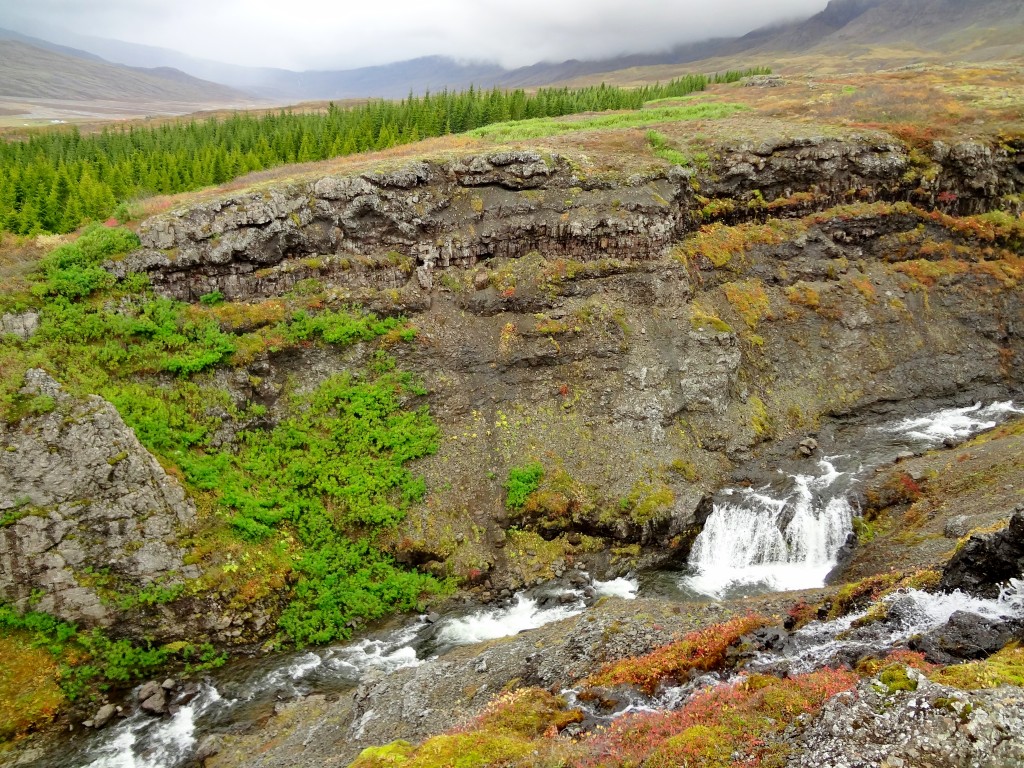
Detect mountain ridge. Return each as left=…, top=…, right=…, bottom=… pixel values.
left=3, top=0, right=1023, bottom=106
left=0, top=39, right=247, bottom=104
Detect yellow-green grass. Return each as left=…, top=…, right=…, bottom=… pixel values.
left=0, top=634, right=65, bottom=741
left=468, top=102, right=748, bottom=142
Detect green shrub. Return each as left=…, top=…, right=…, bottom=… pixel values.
left=505, top=463, right=544, bottom=510
left=32, top=225, right=139, bottom=299
left=0, top=603, right=223, bottom=701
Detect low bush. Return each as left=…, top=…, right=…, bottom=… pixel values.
left=580, top=668, right=858, bottom=768
left=505, top=463, right=544, bottom=511
left=583, top=613, right=768, bottom=694
left=0, top=604, right=225, bottom=702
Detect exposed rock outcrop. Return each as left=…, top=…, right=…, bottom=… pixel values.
left=0, top=311, right=40, bottom=340
left=909, top=610, right=1024, bottom=665
left=0, top=370, right=199, bottom=627
left=107, top=136, right=1023, bottom=304
left=197, top=596, right=738, bottom=768
left=788, top=670, right=1024, bottom=768
left=940, top=507, right=1024, bottom=598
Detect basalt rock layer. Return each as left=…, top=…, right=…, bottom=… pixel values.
left=110, top=137, right=1023, bottom=304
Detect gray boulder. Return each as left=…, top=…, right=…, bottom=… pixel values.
left=0, top=370, right=199, bottom=627
left=0, top=311, right=40, bottom=340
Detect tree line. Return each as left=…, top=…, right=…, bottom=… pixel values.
left=0, top=68, right=770, bottom=236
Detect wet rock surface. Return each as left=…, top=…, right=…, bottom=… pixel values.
left=910, top=611, right=1024, bottom=665
left=941, top=508, right=1024, bottom=598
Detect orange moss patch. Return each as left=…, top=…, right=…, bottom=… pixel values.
left=857, top=649, right=937, bottom=678
left=850, top=276, right=877, bottom=301
left=893, top=257, right=970, bottom=287
left=579, top=668, right=858, bottom=768
left=723, top=279, right=771, bottom=329
left=198, top=299, right=289, bottom=331
left=786, top=281, right=821, bottom=309
left=677, top=220, right=805, bottom=269
left=0, top=634, right=66, bottom=740
left=583, top=613, right=768, bottom=694
left=827, top=569, right=941, bottom=621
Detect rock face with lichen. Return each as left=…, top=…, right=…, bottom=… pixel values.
left=107, top=137, right=1022, bottom=304
left=0, top=370, right=199, bottom=627
left=788, top=671, right=1024, bottom=768
left=95, top=131, right=1024, bottom=601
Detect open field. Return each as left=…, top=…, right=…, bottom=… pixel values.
left=0, top=97, right=364, bottom=131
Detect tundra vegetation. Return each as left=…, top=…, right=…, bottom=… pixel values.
left=0, top=223, right=449, bottom=728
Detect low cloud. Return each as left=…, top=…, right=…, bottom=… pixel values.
left=2, top=0, right=829, bottom=70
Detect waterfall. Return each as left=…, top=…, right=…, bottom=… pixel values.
left=684, top=400, right=1024, bottom=600
left=684, top=461, right=853, bottom=598
left=885, top=401, right=1022, bottom=443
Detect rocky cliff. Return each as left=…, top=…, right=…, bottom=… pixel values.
left=96, top=129, right=1024, bottom=602
left=111, top=135, right=1022, bottom=304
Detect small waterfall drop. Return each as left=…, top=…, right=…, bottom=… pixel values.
left=685, top=461, right=853, bottom=597
left=684, top=400, right=1023, bottom=600
left=885, top=401, right=1022, bottom=443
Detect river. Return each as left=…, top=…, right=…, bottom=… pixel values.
left=22, top=398, right=1024, bottom=768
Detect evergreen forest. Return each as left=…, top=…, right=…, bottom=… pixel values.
left=0, top=69, right=769, bottom=236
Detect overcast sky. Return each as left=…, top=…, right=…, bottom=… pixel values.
left=2, top=0, right=830, bottom=71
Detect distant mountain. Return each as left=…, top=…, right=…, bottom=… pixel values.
left=0, top=27, right=107, bottom=62
left=0, top=39, right=246, bottom=103
left=5, top=0, right=1021, bottom=105
left=727, top=0, right=1024, bottom=57
left=815, top=0, right=1024, bottom=50
left=556, top=0, right=1024, bottom=86
left=2, top=25, right=760, bottom=100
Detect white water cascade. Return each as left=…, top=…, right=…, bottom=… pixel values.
left=685, top=461, right=853, bottom=597
left=684, top=400, right=1023, bottom=600
left=56, top=573, right=630, bottom=768
left=884, top=401, right=1023, bottom=443
left=435, top=576, right=638, bottom=646
left=754, top=580, right=1024, bottom=676
left=30, top=400, right=1024, bottom=768
left=564, top=580, right=1024, bottom=726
